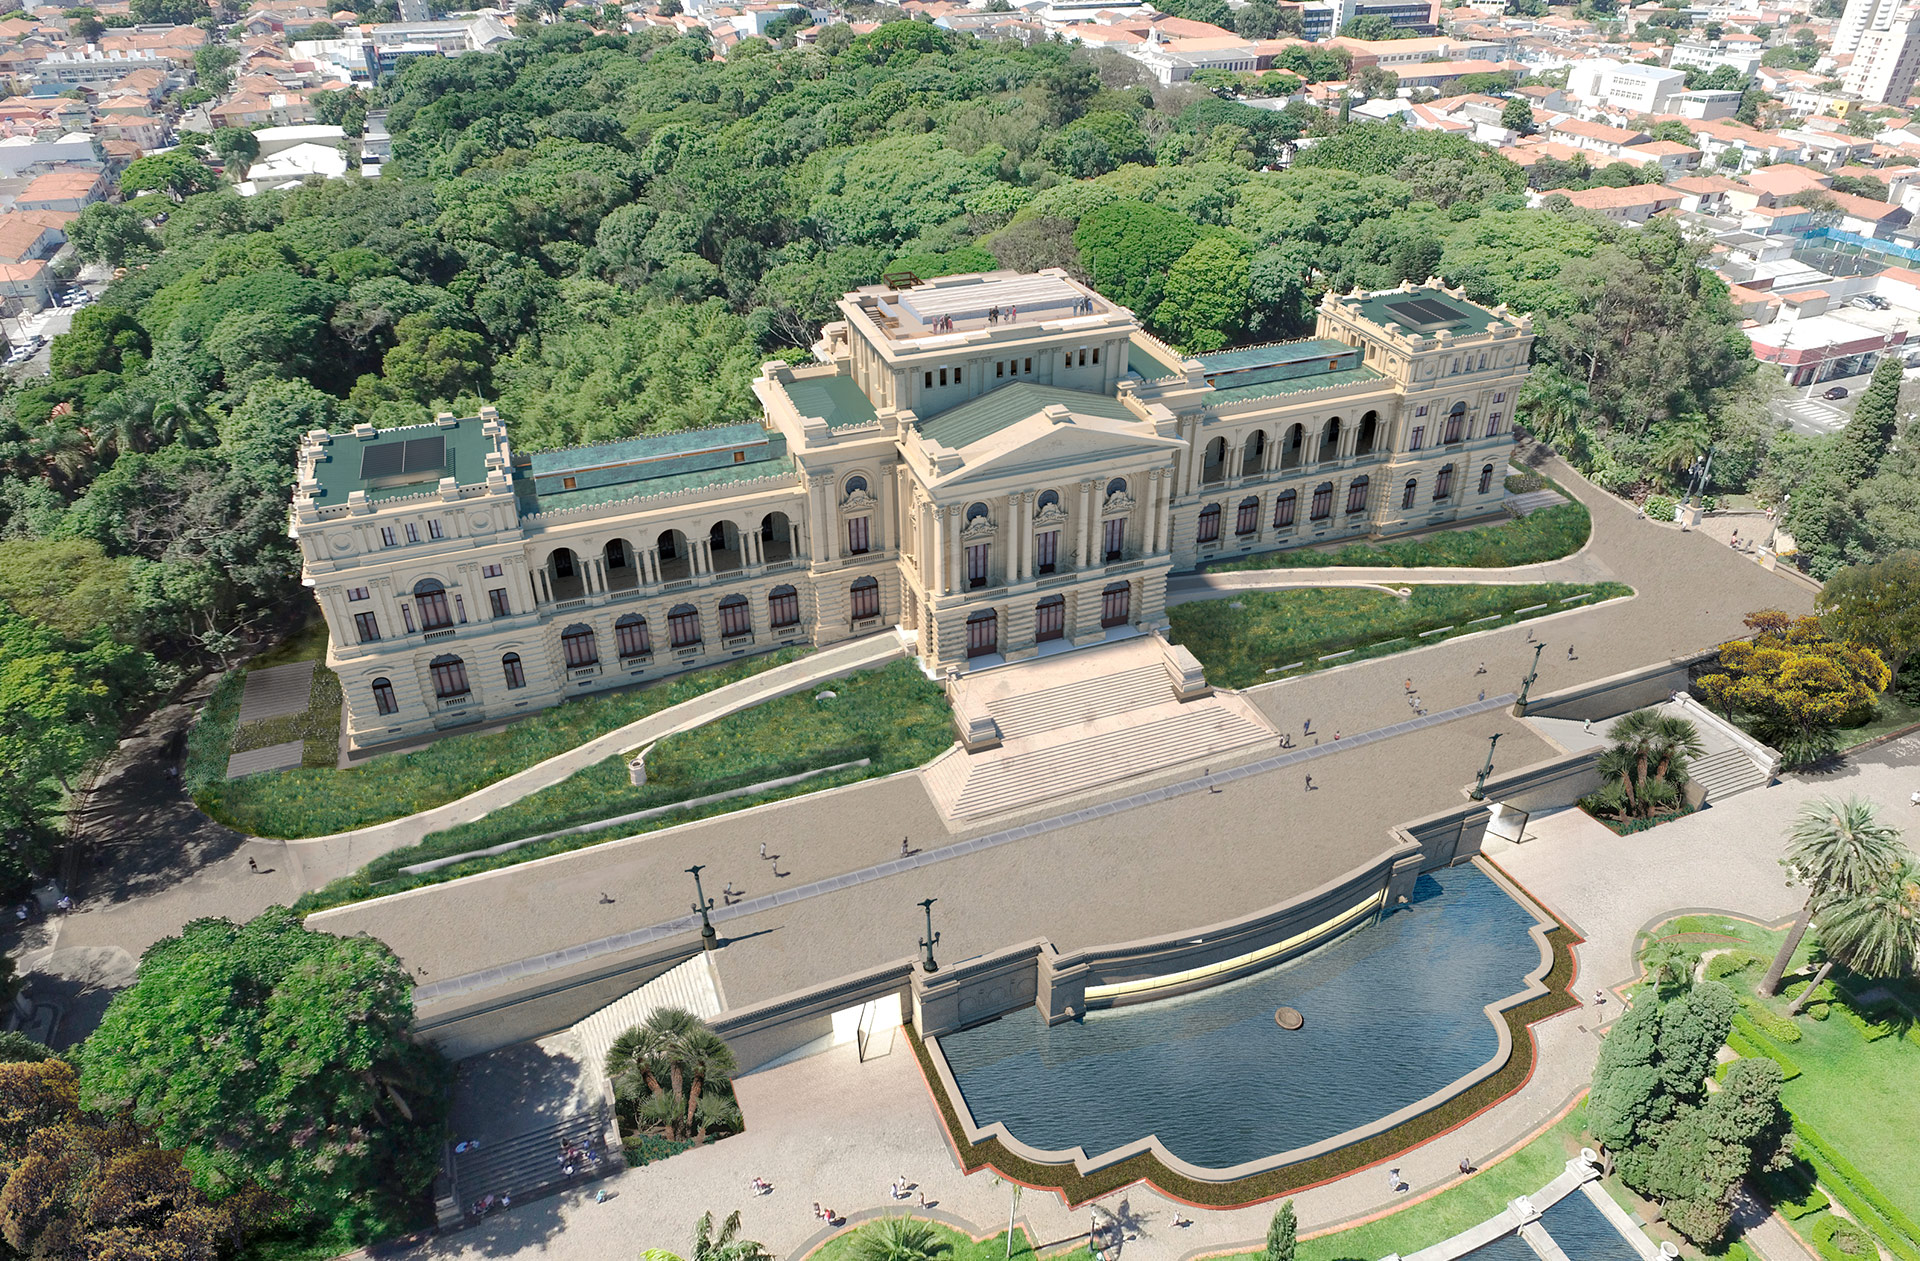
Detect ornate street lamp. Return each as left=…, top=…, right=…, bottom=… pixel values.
left=918, top=897, right=941, bottom=974
left=1471, top=732, right=1503, bottom=802
left=1515, top=641, right=1545, bottom=709
left=687, top=864, right=717, bottom=951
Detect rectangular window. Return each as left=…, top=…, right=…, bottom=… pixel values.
left=431, top=659, right=469, bottom=698
left=405, top=523, right=419, bottom=544
left=417, top=589, right=452, bottom=630
left=503, top=656, right=526, bottom=689
left=1493, top=392, right=1505, bottom=404
left=372, top=678, right=397, bottom=715
left=489, top=588, right=511, bottom=618
left=851, top=582, right=881, bottom=620
left=997, top=361, right=1005, bottom=378
left=1104, top=516, right=1126, bottom=560
left=617, top=620, right=651, bottom=658
left=1415, top=405, right=1428, bottom=417
left=847, top=515, right=870, bottom=556
left=482, top=564, right=503, bottom=578
left=953, top=367, right=961, bottom=384
left=939, top=367, right=947, bottom=386
left=1197, top=508, right=1221, bottom=544
left=1024, top=358, right=1032, bottom=374
left=1274, top=493, right=1296, bottom=529
left=669, top=608, right=702, bottom=648
left=967, top=543, right=989, bottom=589
left=428, top=519, right=443, bottom=540
left=1434, top=466, right=1454, bottom=500
left=720, top=601, right=751, bottom=638
left=1091, top=347, right=1099, bottom=364
left=770, top=589, right=800, bottom=628
left=353, top=612, right=380, bottom=643
left=380, top=526, right=397, bottom=548
left=1487, top=413, right=1503, bottom=435
left=562, top=630, right=598, bottom=667
left=1409, top=426, right=1425, bottom=451
left=346, top=586, right=369, bottom=602
left=1078, top=348, right=1087, bottom=366
left=1311, top=484, right=1333, bottom=520
left=925, top=371, right=933, bottom=389
left=1036, top=530, right=1058, bottom=573
left=562, top=476, right=577, bottom=490
left=454, top=595, right=466, bottom=624
left=400, top=604, right=415, bottom=634
left=1236, top=501, right=1259, bottom=535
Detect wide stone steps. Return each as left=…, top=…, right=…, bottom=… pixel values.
left=984, top=665, right=1172, bottom=739
left=1690, top=747, right=1769, bottom=803
left=940, top=702, right=1272, bottom=820
left=441, top=1109, right=612, bottom=1227
left=572, top=955, right=722, bottom=1085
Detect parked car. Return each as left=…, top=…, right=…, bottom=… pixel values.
left=1823, top=386, right=1850, bottom=400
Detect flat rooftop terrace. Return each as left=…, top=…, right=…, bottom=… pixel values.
left=853, top=271, right=1120, bottom=343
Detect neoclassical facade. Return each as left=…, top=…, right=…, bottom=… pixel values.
left=291, top=270, right=1533, bottom=749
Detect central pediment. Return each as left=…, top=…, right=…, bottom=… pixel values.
left=917, top=400, right=1184, bottom=489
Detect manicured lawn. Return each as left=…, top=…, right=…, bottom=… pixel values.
left=803, top=1221, right=1068, bottom=1261
left=249, top=617, right=332, bottom=669
left=291, top=660, right=952, bottom=912
left=1168, top=582, right=1633, bottom=690
left=189, top=646, right=815, bottom=839
left=1208, top=497, right=1590, bottom=573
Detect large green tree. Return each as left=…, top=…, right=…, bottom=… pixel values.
left=1819, top=551, right=1920, bottom=676
left=1759, top=795, right=1906, bottom=996
left=79, top=908, right=449, bottom=1233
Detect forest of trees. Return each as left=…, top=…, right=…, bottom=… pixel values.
left=0, top=19, right=1904, bottom=888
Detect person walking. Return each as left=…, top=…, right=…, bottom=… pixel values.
left=1304, top=774, right=1314, bottom=791
left=1567, top=645, right=1576, bottom=661
left=247, top=857, right=258, bottom=873
left=1475, top=662, right=1487, bottom=675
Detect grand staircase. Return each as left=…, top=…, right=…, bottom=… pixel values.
left=441, top=1110, right=614, bottom=1227
left=570, top=954, right=723, bottom=1084
left=1688, top=747, right=1771, bottom=802
left=926, top=642, right=1277, bottom=821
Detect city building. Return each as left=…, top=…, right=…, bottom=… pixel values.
left=1840, top=7, right=1920, bottom=104
left=292, top=271, right=1532, bottom=751
left=1564, top=57, right=1686, bottom=113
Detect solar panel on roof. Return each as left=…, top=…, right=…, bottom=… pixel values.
left=360, top=441, right=406, bottom=478
left=359, top=434, right=447, bottom=481
left=404, top=435, right=445, bottom=473
left=1384, top=298, right=1466, bottom=329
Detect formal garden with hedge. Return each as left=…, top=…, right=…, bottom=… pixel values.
left=293, top=660, right=951, bottom=912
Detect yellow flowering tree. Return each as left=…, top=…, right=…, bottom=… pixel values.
left=1697, top=610, right=1889, bottom=764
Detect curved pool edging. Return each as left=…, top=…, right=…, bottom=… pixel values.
left=908, top=857, right=1583, bottom=1207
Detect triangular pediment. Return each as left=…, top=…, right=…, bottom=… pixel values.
left=925, top=409, right=1184, bottom=488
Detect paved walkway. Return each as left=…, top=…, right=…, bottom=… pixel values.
left=277, top=632, right=910, bottom=891
left=389, top=738, right=1920, bottom=1261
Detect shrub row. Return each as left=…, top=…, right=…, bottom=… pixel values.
left=1210, top=496, right=1591, bottom=572
left=1793, top=1118, right=1920, bottom=1250
left=1756, top=1165, right=1829, bottom=1220
left=1833, top=1001, right=1898, bottom=1042
left=1728, top=1015, right=1801, bottom=1079
left=1585, top=803, right=1699, bottom=837
left=1705, top=951, right=1761, bottom=983
left=1814, top=1214, right=1874, bottom=1261
left=903, top=923, right=1582, bottom=1207
left=1802, top=1153, right=1920, bottom=1261
left=1741, top=996, right=1803, bottom=1043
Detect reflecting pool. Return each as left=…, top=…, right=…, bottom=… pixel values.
left=1539, top=1190, right=1644, bottom=1261
left=937, top=864, right=1546, bottom=1171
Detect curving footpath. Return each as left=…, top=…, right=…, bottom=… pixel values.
left=277, top=632, right=911, bottom=891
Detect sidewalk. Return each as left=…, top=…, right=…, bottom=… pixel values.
left=277, top=632, right=911, bottom=891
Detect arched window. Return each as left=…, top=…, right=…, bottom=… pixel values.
left=720, top=593, right=751, bottom=638
left=502, top=653, right=526, bottom=689
left=1241, top=430, right=1266, bottom=476
left=1196, top=502, right=1221, bottom=544
left=371, top=676, right=397, bottom=715
left=844, top=475, right=868, bottom=497
left=1320, top=417, right=1342, bottom=460
left=561, top=624, right=598, bottom=667
left=1281, top=423, right=1304, bottom=470
left=1434, top=465, right=1454, bottom=500
left=414, top=578, right=452, bottom=630
left=850, top=576, right=880, bottom=620
left=1478, top=464, right=1495, bottom=495
left=1346, top=475, right=1370, bottom=514
left=1236, top=495, right=1260, bottom=535
left=1273, top=489, right=1297, bottom=529
left=1106, top=477, right=1127, bottom=498
left=1444, top=402, right=1466, bottom=445
left=616, top=614, right=650, bottom=658
left=430, top=654, right=469, bottom=698
left=1035, top=594, right=1066, bottom=642
left=1402, top=478, right=1418, bottom=510
left=1036, top=490, right=1060, bottom=513
left=1202, top=437, right=1227, bottom=484
left=967, top=501, right=991, bottom=522
left=768, top=584, right=800, bottom=628
left=1356, top=411, right=1379, bottom=457
left=1101, top=581, right=1132, bottom=628
left=1310, top=481, right=1334, bottom=521
left=669, top=604, right=702, bottom=647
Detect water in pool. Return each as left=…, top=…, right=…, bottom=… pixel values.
left=1540, top=1190, right=1645, bottom=1261
left=937, top=864, right=1545, bottom=1170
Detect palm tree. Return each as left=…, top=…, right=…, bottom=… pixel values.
left=852, top=1217, right=956, bottom=1261
left=1651, top=414, right=1713, bottom=485
left=1592, top=710, right=1704, bottom=819
left=1760, top=796, right=1907, bottom=996
left=608, top=1007, right=738, bottom=1142
left=644, top=1210, right=771, bottom=1261
left=1790, top=857, right=1920, bottom=1013
left=1517, top=370, right=1589, bottom=448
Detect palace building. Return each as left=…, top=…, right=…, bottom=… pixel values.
left=291, top=270, right=1534, bottom=750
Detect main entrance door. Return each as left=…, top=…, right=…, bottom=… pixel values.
left=966, top=609, right=998, bottom=657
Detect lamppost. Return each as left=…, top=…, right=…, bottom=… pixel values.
left=1515, top=642, right=1545, bottom=709
left=1471, top=732, right=1503, bottom=802
left=918, top=897, right=941, bottom=974
left=687, top=864, right=717, bottom=951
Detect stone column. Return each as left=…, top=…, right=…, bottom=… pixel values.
left=644, top=548, right=660, bottom=585
left=1017, top=492, right=1032, bottom=581
left=947, top=505, right=963, bottom=595
left=811, top=476, right=831, bottom=563
left=1077, top=481, right=1092, bottom=568
left=1143, top=471, right=1161, bottom=554
left=1181, top=421, right=1198, bottom=497
left=926, top=502, right=942, bottom=596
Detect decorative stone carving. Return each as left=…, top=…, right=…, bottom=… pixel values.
left=961, top=514, right=997, bottom=541
left=1101, top=491, right=1135, bottom=516
left=1034, top=501, right=1069, bottom=527
left=841, top=488, right=878, bottom=513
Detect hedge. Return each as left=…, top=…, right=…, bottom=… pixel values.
left=1833, top=1001, right=1897, bottom=1042
left=1728, top=1014, right=1801, bottom=1079
left=1756, top=1166, right=1828, bottom=1220
left=904, top=922, right=1582, bottom=1207
left=622, top=1134, right=695, bottom=1167
left=1802, top=1155, right=1920, bottom=1261
left=1741, top=996, right=1803, bottom=1043
left=1793, top=1118, right=1920, bottom=1249
left=1705, top=951, right=1762, bottom=983
left=1814, top=1215, right=1875, bottom=1261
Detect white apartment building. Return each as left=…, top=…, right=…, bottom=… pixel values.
left=1841, top=7, right=1920, bottom=104
left=1834, top=0, right=1905, bottom=56
left=1669, top=41, right=1762, bottom=77
left=1565, top=58, right=1687, bottom=114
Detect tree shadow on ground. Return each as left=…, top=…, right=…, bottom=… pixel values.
left=449, top=1037, right=598, bottom=1148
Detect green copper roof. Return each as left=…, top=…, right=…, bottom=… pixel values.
left=518, top=454, right=797, bottom=517
left=1207, top=365, right=1387, bottom=407
left=306, top=417, right=497, bottom=506
left=528, top=423, right=769, bottom=475
left=1195, top=339, right=1357, bottom=374
left=1341, top=289, right=1501, bottom=336
left=782, top=375, right=880, bottom=431
left=915, top=383, right=1137, bottom=450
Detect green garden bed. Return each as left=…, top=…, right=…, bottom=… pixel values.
left=801, top=1221, right=1072, bottom=1261
left=1207, top=496, right=1590, bottom=573
left=1169, top=582, right=1633, bottom=690
left=189, top=647, right=814, bottom=839
left=291, top=660, right=951, bottom=913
